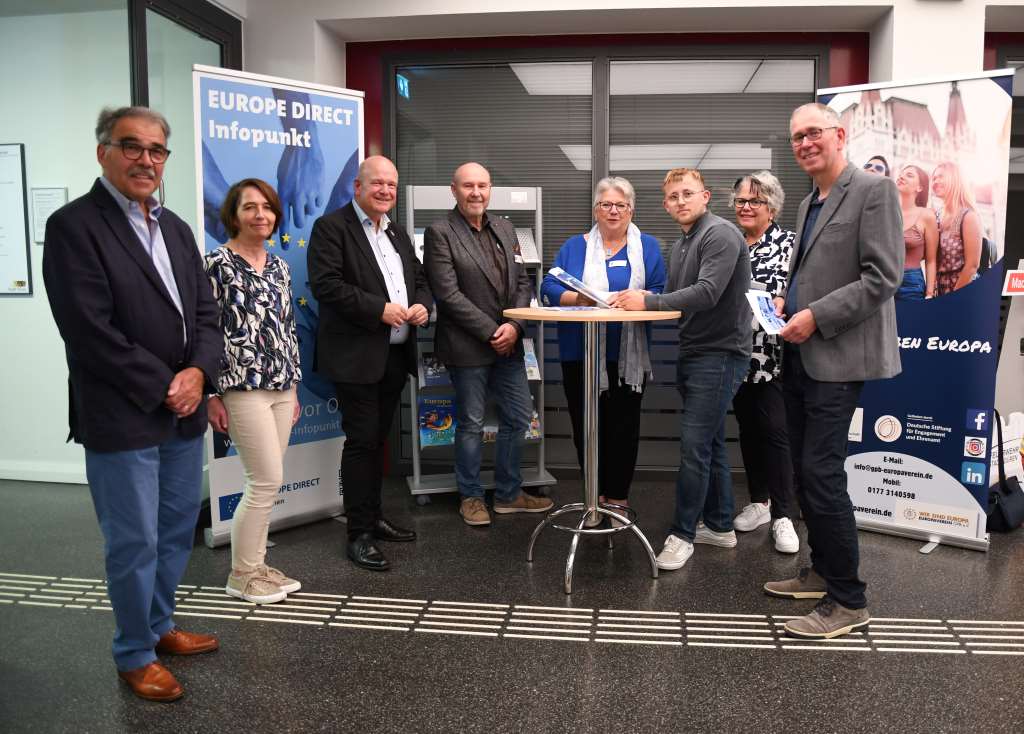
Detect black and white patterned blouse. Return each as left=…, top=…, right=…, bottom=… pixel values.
left=746, top=221, right=794, bottom=383
left=205, top=246, right=302, bottom=394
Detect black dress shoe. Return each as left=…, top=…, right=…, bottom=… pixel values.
left=373, top=518, right=416, bottom=542
left=347, top=533, right=390, bottom=571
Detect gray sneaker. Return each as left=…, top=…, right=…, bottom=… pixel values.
left=763, top=567, right=827, bottom=599
left=784, top=598, right=870, bottom=639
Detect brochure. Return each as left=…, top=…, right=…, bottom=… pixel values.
left=547, top=266, right=613, bottom=308
left=745, top=290, right=787, bottom=336
left=522, top=338, right=541, bottom=381
left=418, top=351, right=451, bottom=388
left=418, top=393, right=455, bottom=447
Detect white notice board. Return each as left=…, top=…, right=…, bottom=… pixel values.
left=0, top=144, right=31, bottom=295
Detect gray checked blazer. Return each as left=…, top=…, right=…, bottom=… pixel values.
left=423, top=208, right=532, bottom=368
left=786, top=162, right=904, bottom=382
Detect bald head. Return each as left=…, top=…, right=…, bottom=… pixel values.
left=451, top=162, right=492, bottom=228
left=354, top=155, right=398, bottom=224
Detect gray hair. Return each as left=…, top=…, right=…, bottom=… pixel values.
left=731, top=170, right=785, bottom=216
left=593, top=176, right=636, bottom=209
left=95, top=106, right=171, bottom=144
left=791, top=102, right=841, bottom=127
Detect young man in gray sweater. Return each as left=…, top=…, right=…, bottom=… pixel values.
left=612, top=167, right=751, bottom=570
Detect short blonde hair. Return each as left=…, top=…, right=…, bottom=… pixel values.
left=662, top=168, right=705, bottom=191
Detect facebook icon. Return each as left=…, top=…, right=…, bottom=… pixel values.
left=965, top=408, right=990, bottom=433
left=960, top=461, right=987, bottom=486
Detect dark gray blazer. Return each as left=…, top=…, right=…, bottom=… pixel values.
left=786, top=163, right=904, bottom=382
left=424, top=208, right=532, bottom=368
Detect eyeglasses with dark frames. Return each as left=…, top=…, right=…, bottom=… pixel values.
left=734, top=198, right=767, bottom=210
left=597, top=201, right=630, bottom=212
left=106, top=139, right=171, bottom=164
left=789, top=126, right=838, bottom=147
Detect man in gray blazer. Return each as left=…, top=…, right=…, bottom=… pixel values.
left=764, top=103, right=903, bottom=639
left=423, top=162, right=553, bottom=526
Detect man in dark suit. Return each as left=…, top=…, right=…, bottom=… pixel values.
left=764, top=103, right=903, bottom=639
left=43, top=107, right=223, bottom=702
left=424, top=162, right=553, bottom=526
left=308, top=156, right=431, bottom=571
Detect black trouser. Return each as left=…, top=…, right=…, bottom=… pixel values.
left=732, top=379, right=796, bottom=521
left=334, top=345, right=407, bottom=541
left=561, top=360, right=644, bottom=502
left=782, top=345, right=866, bottom=609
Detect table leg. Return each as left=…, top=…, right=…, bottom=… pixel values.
left=583, top=321, right=600, bottom=527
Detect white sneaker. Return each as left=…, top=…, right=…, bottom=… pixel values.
left=772, top=517, right=800, bottom=554
left=656, top=535, right=694, bottom=570
left=694, top=524, right=737, bottom=548
left=734, top=502, right=771, bottom=532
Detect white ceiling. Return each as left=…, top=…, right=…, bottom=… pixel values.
left=559, top=143, right=773, bottom=171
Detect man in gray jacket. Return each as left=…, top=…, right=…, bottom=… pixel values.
left=614, top=167, right=751, bottom=571
left=763, top=103, right=903, bottom=639
left=424, top=162, right=553, bottom=526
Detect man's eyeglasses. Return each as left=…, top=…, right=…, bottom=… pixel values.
left=789, top=126, right=837, bottom=147
left=597, top=201, right=630, bottom=212
left=665, top=190, right=705, bottom=204
left=863, top=162, right=887, bottom=175
left=107, top=140, right=171, bottom=164
left=734, top=198, right=767, bottom=210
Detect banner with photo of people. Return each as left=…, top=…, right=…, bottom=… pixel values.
left=819, top=70, right=1013, bottom=550
left=193, top=65, right=364, bottom=547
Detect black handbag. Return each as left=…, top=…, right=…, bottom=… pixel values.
left=987, top=410, right=1024, bottom=533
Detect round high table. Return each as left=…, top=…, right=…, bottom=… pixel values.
left=504, top=306, right=681, bottom=593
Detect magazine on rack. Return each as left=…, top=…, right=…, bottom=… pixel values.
left=547, top=267, right=613, bottom=308
left=418, top=351, right=451, bottom=388
left=522, top=338, right=541, bottom=381
left=418, top=393, right=455, bottom=447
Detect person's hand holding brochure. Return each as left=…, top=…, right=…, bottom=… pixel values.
left=547, top=267, right=613, bottom=308
left=745, top=290, right=787, bottom=335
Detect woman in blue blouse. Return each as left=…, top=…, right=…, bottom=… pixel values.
left=205, top=178, right=302, bottom=605
left=540, top=176, right=666, bottom=523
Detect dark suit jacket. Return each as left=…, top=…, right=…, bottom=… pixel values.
left=42, top=179, right=222, bottom=452
left=423, top=209, right=532, bottom=367
left=307, top=202, right=431, bottom=384
left=786, top=163, right=903, bottom=382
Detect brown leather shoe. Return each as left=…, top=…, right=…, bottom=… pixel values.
left=118, top=662, right=184, bottom=702
left=155, top=627, right=219, bottom=656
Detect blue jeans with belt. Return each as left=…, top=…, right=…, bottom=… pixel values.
left=670, top=352, right=748, bottom=542
left=85, top=434, right=204, bottom=671
left=896, top=267, right=926, bottom=301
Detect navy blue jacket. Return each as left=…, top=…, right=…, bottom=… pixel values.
left=43, top=179, right=222, bottom=452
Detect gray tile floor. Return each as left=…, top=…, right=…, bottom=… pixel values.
left=1, top=476, right=1022, bottom=733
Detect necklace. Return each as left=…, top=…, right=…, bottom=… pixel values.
left=604, top=239, right=624, bottom=258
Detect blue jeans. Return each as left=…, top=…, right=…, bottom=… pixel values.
left=896, top=267, right=926, bottom=301
left=85, top=434, right=204, bottom=671
left=449, top=354, right=533, bottom=502
left=670, top=352, right=748, bottom=541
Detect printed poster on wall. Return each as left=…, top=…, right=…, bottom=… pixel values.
left=819, top=70, right=1013, bottom=549
left=193, top=65, right=364, bottom=546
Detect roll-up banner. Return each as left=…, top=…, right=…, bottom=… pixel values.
left=818, top=70, right=1014, bottom=550
left=193, top=65, right=364, bottom=547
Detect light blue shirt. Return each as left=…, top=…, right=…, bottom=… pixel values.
left=99, top=176, right=185, bottom=344
left=352, top=199, right=409, bottom=344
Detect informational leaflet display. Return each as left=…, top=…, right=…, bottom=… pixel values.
left=0, top=144, right=31, bottom=294
left=194, top=65, right=363, bottom=547
left=819, top=70, right=1014, bottom=549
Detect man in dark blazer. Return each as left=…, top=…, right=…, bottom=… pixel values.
left=423, top=162, right=553, bottom=526
left=308, top=155, right=431, bottom=571
left=764, top=103, right=903, bottom=639
left=43, top=107, right=223, bottom=702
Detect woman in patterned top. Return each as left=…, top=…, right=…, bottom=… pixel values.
left=932, top=160, right=983, bottom=296
left=895, top=164, right=938, bottom=300
left=729, top=171, right=799, bottom=554
left=205, top=178, right=302, bottom=605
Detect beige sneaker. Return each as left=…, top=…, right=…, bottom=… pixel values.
left=784, top=598, right=870, bottom=639
left=225, top=571, right=286, bottom=604
left=259, top=565, right=301, bottom=594
left=763, top=567, right=827, bottom=599
left=460, top=497, right=491, bottom=526
left=493, top=492, right=554, bottom=514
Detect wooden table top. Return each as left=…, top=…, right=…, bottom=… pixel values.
left=504, top=307, right=681, bottom=323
